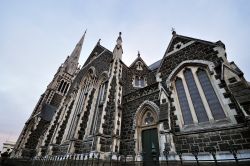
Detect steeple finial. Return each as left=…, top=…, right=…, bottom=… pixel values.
left=137, top=51, right=140, bottom=57
left=116, top=32, right=122, bottom=46
left=76, top=29, right=87, bottom=46
left=97, top=39, right=101, bottom=45
left=171, top=27, right=176, bottom=36
left=113, top=32, right=123, bottom=59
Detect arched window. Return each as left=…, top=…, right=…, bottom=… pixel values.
left=184, top=69, right=208, bottom=122
left=197, top=69, right=225, bottom=120
left=66, top=68, right=97, bottom=139
left=140, top=77, right=145, bottom=87
left=134, top=76, right=146, bottom=88
left=58, top=80, right=64, bottom=92
left=175, top=78, right=193, bottom=125
left=173, top=66, right=226, bottom=127
left=135, top=76, right=140, bottom=86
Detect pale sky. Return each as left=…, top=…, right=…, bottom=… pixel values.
left=0, top=0, right=250, bottom=150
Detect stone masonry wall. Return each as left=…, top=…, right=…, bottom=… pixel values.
left=174, top=127, right=250, bottom=153
left=120, top=83, right=160, bottom=155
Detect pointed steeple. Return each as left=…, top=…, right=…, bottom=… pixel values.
left=69, top=29, right=86, bottom=61
left=113, top=32, right=123, bottom=59
left=63, top=30, right=86, bottom=75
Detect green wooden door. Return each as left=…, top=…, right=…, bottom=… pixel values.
left=142, top=128, right=160, bottom=166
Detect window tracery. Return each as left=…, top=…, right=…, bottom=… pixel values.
left=133, top=76, right=146, bottom=88
left=142, top=110, right=156, bottom=126
left=173, top=66, right=226, bottom=127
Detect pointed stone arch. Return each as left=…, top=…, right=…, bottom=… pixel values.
left=88, top=66, right=97, bottom=78
left=98, top=71, right=109, bottom=84
left=134, top=100, right=160, bottom=157
left=166, top=60, right=215, bottom=86
left=134, top=100, right=160, bottom=127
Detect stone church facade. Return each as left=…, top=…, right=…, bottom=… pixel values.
left=12, top=31, right=250, bottom=164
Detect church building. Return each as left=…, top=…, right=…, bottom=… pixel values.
left=12, top=30, right=250, bottom=165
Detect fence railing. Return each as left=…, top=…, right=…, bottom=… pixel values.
left=2, top=152, right=250, bottom=166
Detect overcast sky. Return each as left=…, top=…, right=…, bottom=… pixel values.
left=0, top=0, right=250, bottom=150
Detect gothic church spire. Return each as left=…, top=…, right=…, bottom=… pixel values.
left=64, top=30, right=86, bottom=75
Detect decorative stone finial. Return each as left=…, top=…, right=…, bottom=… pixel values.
left=138, top=51, right=140, bottom=57
left=113, top=32, right=123, bottom=59
left=117, top=32, right=122, bottom=41
left=116, top=32, right=122, bottom=47
left=171, top=27, right=176, bottom=36
left=98, top=39, right=101, bottom=45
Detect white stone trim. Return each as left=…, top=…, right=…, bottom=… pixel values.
left=134, top=100, right=160, bottom=157
left=169, top=63, right=236, bottom=131
left=166, top=41, right=195, bottom=57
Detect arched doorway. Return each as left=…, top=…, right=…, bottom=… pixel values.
left=135, top=101, right=160, bottom=166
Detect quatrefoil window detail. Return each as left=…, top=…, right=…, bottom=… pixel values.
left=143, top=112, right=154, bottom=125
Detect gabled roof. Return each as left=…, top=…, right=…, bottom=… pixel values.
left=164, top=33, right=220, bottom=57
left=157, top=32, right=221, bottom=73
left=83, top=40, right=112, bottom=66
left=129, top=52, right=150, bottom=70
left=229, top=61, right=243, bottom=75
left=221, top=63, right=243, bottom=81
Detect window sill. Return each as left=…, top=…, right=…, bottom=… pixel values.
left=180, top=117, right=233, bottom=132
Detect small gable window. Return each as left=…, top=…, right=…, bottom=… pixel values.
left=133, top=76, right=146, bottom=88
left=135, top=76, right=140, bottom=86
left=136, top=61, right=143, bottom=70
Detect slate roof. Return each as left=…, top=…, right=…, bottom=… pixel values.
left=149, top=59, right=162, bottom=70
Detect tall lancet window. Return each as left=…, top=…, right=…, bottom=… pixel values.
left=135, top=76, right=140, bottom=86
left=66, top=68, right=97, bottom=140
left=197, top=69, right=225, bottom=120
left=140, top=78, right=145, bottom=87
left=184, top=69, right=209, bottom=122
left=175, top=78, right=193, bottom=125
left=173, top=66, right=227, bottom=129
left=90, top=74, right=108, bottom=135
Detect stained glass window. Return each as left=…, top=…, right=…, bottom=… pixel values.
left=135, top=76, right=139, bottom=86
left=197, top=69, right=225, bottom=120
left=175, top=78, right=193, bottom=125
left=184, top=69, right=209, bottom=122
left=140, top=78, right=145, bottom=87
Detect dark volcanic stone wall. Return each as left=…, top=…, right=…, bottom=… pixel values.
left=159, top=42, right=221, bottom=81
left=23, top=119, right=49, bottom=157
left=55, top=100, right=75, bottom=145
left=100, top=77, right=117, bottom=152
left=167, top=36, right=191, bottom=53
left=174, top=127, right=250, bottom=153
left=120, top=83, right=160, bottom=155
left=67, top=47, right=113, bottom=96
left=42, top=108, right=63, bottom=156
